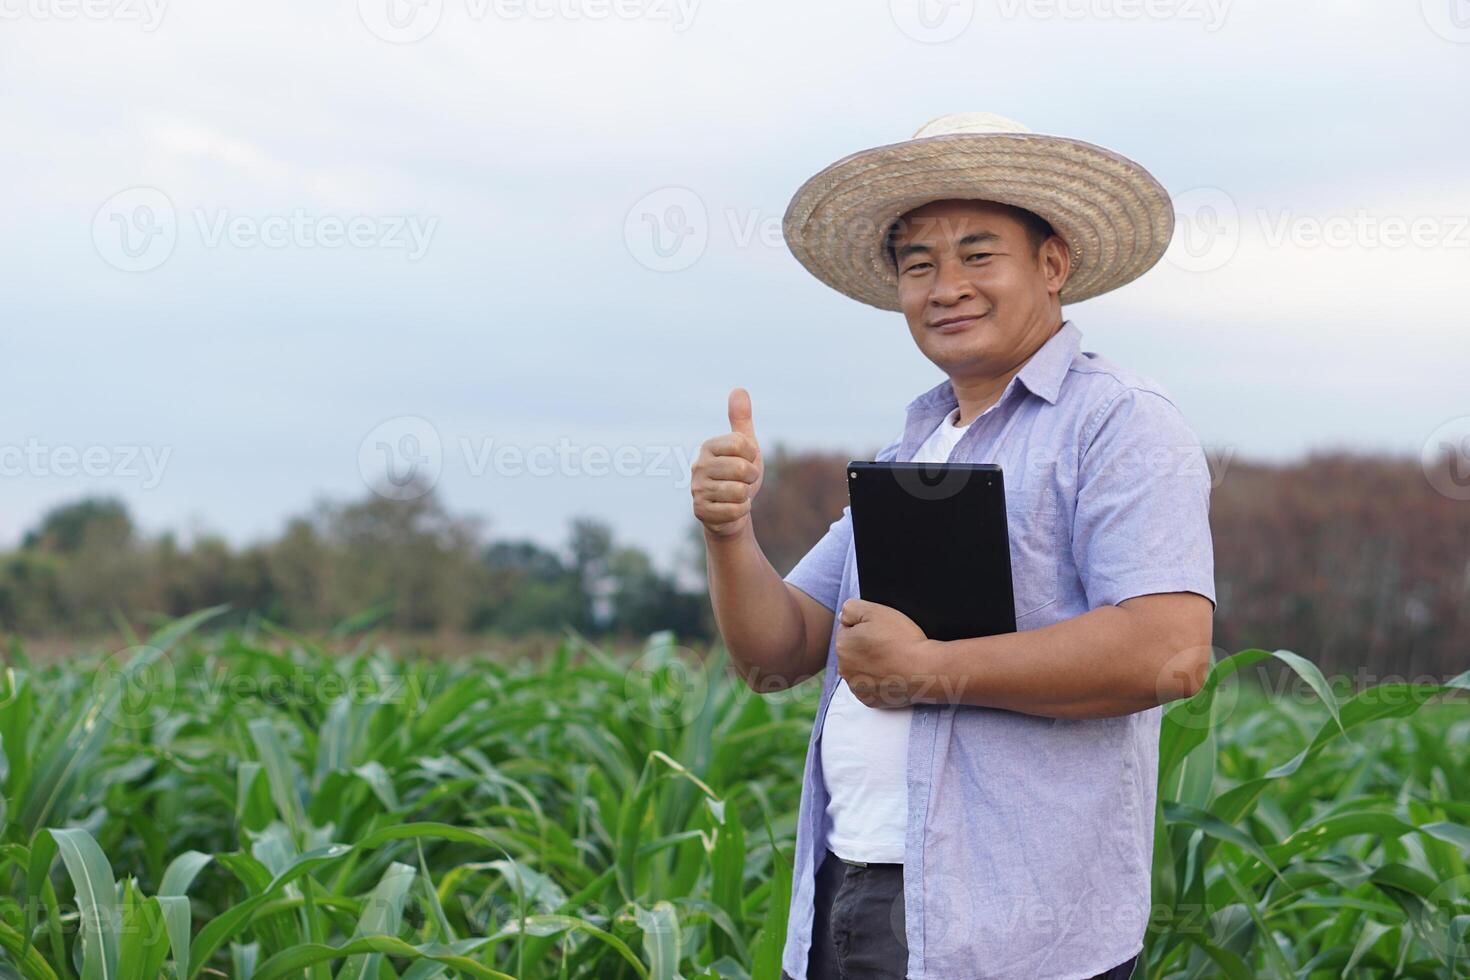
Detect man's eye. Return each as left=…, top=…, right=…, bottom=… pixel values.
left=966, top=252, right=993, bottom=261
left=903, top=262, right=933, bottom=275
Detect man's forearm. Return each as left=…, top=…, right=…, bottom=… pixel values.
left=704, top=523, right=811, bottom=688
left=913, top=603, right=1206, bottom=719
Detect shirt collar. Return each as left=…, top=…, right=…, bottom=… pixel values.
left=906, top=318, right=1081, bottom=416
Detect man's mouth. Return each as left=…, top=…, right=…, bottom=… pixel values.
left=928, top=312, right=990, bottom=333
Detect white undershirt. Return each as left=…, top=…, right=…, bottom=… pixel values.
left=820, top=406, right=973, bottom=863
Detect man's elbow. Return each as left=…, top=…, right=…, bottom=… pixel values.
left=738, top=660, right=816, bottom=695
left=1166, top=640, right=1212, bottom=701
left=729, top=640, right=822, bottom=695
left=1120, top=592, right=1215, bottom=704
left=1156, top=617, right=1215, bottom=703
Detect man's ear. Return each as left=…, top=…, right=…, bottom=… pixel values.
left=1041, top=236, right=1071, bottom=296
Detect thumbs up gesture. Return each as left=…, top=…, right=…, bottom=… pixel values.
left=691, top=387, right=766, bottom=538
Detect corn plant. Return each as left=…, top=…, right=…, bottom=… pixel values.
left=0, top=613, right=1465, bottom=978
left=1148, top=649, right=1470, bottom=977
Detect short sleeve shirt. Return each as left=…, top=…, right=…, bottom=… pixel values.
left=779, top=318, right=1216, bottom=979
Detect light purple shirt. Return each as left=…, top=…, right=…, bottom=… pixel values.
left=780, top=318, right=1216, bottom=979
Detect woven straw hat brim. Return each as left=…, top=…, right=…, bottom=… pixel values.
left=782, top=132, right=1175, bottom=311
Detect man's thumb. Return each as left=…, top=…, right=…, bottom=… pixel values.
left=727, top=387, right=758, bottom=443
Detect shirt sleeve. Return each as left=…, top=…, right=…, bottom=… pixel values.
left=781, top=430, right=903, bottom=612
left=1070, top=387, right=1217, bottom=609
left=783, top=506, right=852, bottom=612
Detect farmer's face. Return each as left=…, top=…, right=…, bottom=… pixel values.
left=890, top=199, right=1069, bottom=379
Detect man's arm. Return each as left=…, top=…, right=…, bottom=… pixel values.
left=918, top=592, right=1213, bottom=717
left=692, top=387, right=835, bottom=693
left=836, top=592, right=1213, bottom=719
left=704, top=521, right=833, bottom=692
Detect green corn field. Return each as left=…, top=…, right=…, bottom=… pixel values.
left=2, top=607, right=1467, bottom=978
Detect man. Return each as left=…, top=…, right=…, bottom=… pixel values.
left=689, top=112, right=1216, bottom=979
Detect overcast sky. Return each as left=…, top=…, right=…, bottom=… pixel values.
left=2, top=0, right=1467, bottom=569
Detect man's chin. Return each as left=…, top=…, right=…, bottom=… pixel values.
left=920, top=342, right=991, bottom=375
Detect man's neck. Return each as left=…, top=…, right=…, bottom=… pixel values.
left=947, top=317, right=1063, bottom=426
left=949, top=369, right=1022, bottom=428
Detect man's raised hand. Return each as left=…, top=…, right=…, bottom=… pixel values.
left=691, top=387, right=765, bottom=538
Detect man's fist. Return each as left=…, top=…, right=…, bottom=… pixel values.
left=835, top=599, right=931, bottom=708
left=691, top=387, right=765, bottom=538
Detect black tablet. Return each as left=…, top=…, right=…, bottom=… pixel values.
left=846, top=461, right=1017, bottom=642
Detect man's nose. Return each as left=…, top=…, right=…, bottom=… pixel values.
left=930, top=260, right=975, bottom=305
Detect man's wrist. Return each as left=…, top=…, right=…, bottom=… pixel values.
left=702, top=517, right=755, bottom=548
left=913, top=637, right=964, bottom=707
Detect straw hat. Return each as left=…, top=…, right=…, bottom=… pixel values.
left=781, top=112, right=1175, bottom=310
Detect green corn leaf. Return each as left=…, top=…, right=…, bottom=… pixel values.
left=633, top=901, right=681, bottom=980
left=0, top=915, right=62, bottom=980
left=255, top=936, right=517, bottom=980
left=334, top=862, right=415, bottom=980
left=156, top=896, right=192, bottom=980
left=46, top=829, right=120, bottom=980
left=747, top=845, right=792, bottom=980
left=116, top=881, right=171, bottom=980
left=158, top=851, right=211, bottom=898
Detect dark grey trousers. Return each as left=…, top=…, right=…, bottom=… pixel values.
left=782, top=848, right=1141, bottom=980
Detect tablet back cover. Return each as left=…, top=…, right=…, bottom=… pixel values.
left=846, top=461, right=1017, bottom=642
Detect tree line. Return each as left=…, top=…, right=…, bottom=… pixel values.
left=0, top=492, right=707, bottom=642
left=1, top=446, right=1465, bottom=680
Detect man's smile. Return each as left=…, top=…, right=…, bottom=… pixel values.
left=928, top=311, right=990, bottom=333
